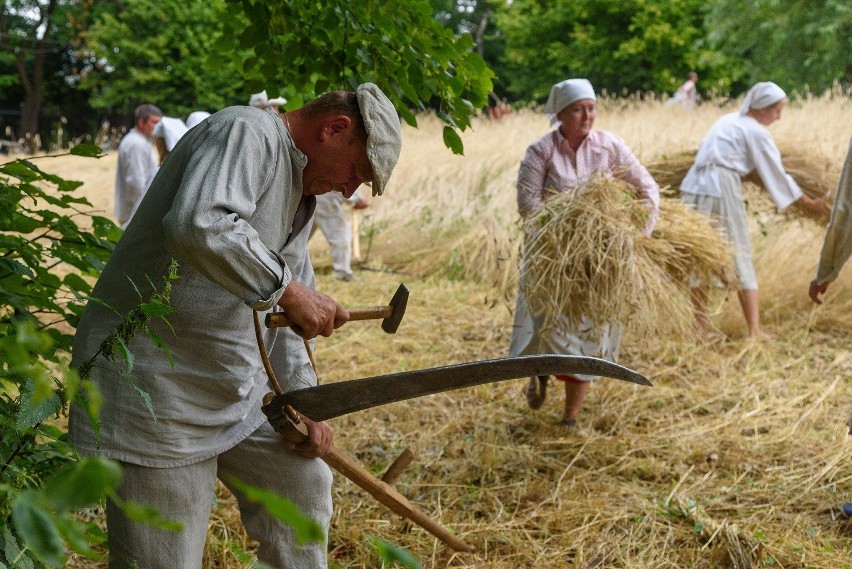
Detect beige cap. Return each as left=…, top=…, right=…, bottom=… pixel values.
left=356, top=83, right=402, bottom=196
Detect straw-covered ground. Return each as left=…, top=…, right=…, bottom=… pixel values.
left=41, top=91, right=852, bottom=568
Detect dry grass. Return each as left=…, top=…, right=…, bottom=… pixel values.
left=51, top=92, right=852, bottom=568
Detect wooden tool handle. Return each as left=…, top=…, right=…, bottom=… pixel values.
left=323, top=447, right=474, bottom=552
left=265, top=306, right=392, bottom=328
left=271, top=411, right=473, bottom=552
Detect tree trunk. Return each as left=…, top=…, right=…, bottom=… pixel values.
left=11, top=0, right=58, bottom=151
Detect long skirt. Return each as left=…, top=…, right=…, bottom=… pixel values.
left=681, top=166, right=758, bottom=289
left=508, top=273, right=621, bottom=382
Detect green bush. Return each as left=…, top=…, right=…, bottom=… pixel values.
left=0, top=147, right=128, bottom=567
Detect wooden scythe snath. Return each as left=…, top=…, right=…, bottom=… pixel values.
left=252, top=311, right=474, bottom=552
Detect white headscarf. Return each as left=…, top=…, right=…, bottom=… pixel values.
left=544, top=79, right=596, bottom=125
left=739, top=82, right=787, bottom=115
left=249, top=90, right=287, bottom=109
left=185, top=111, right=211, bottom=130
left=152, top=117, right=188, bottom=151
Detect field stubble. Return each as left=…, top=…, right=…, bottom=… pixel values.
left=47, top=93, right=852, bottom=567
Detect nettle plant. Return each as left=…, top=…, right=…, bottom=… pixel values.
left=0, top=147, right=179, bottom=567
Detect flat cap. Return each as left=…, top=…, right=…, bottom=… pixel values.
left=356, top=83, right=402, bottom=196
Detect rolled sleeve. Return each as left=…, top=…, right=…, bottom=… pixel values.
left=162, top=115, right=292, bottom=307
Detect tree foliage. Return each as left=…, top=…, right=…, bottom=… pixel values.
left=495, top=0, right=722, bottom=103
left=0, top=150, right=182, bottom=567
left=215, top=0, right=494, bottom=154
left=0, top=0, right=84, bottom=143
left=80, top=0, right=246, bottom=117
left=704, top=0, right=852, bottom=94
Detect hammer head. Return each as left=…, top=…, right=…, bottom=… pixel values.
left=381, top=283, right=409, bottom=334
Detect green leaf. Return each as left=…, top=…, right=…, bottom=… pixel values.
left=0, top=161, right=41, bottom=182
left=51, top=516, right=102, bottom=560
left=16, top=386, right=61, bottom=432
left=442, top=126, right=464, bottom=156
left=11, top=491, right=65, bottom=568
left=2, top=527, right=34, bottom=569
left=113, top=338, right=135, bottom=371
left=43, top=458, right=122, bottom=510
left=63, top=273, right=93, bottom=295
left=223, top=475, right=324, bottom=545
left=140, top=298, right=175, bottom=318
left=370, top=538, right=422, bottom=569
left=112, top=495, right=183, bottom=532
left=145, top=329, right=175, bottom=368
left=126, top=378, right=156, bottom=422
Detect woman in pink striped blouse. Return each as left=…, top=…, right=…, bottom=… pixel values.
left=510, top=78, right=660, bottom=430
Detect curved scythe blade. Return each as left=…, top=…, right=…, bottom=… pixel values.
left=269, top=355, right=651, bottom=422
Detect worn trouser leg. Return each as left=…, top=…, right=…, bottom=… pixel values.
left=107, top=422, right=333, bottom=569
left=218, top=421, right=334, bottom=568
left=314, top=193, right=352, bottom=277
left=107, top=457, right=218, bottom=569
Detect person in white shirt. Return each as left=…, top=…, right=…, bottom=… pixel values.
left=668, top=71, right=698, bottom=108
left=680, top=82, right=828, bottom=339
left=140, top=116, right=190, bottom=188
left=114, top=104, right=162, bottom=228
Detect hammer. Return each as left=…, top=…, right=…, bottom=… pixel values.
left=265, top=283, right=409, bottom=334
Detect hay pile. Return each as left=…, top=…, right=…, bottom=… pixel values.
left=520, top=177, right=734, bottom=336
left=374, top=215, right=520, bottom=295
left=646, top=145, right=838, bottom=224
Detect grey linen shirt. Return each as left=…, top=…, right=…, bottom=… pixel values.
left=70, top=106, right=318, bottom=467
left=114, top=128, right=159, bottom=227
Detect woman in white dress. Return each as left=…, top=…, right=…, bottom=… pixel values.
left=510, top=78, right=660, bottom=429
left=680, top=82, right=829, bottom=339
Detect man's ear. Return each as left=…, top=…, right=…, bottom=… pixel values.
left=320, top=115, right=353, bottom=141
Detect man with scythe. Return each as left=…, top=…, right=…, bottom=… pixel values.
left=69, top=84, right=402, bottom=568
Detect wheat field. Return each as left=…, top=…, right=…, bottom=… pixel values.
left=43, top=91, right=852, bottom=568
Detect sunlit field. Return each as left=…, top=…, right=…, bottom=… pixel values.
left=50, top=92, right=852, bottom=568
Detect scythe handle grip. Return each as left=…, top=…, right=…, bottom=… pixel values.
left=263, top=405, right=474, bottom=552
left=265, top=306, right=392, bottom=329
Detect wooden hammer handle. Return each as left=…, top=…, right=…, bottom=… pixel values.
left=265, top=306, right=392, bottom=329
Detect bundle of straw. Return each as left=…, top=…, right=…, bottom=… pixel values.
left=646, top=145, right=838, bottom=224
left=650, top=198, right=737, bottom=287
left=645, top=150, right=694, bottom=194
left=521, top=177, right=734, bottom=336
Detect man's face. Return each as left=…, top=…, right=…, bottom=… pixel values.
left=138, top=115, right=161, bottom=137
left=302, top=126, right=373, bottom=198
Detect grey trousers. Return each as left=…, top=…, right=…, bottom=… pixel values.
left=106, top=421, right=333, bottom=569
left=312, top=192, right=352, bottom=277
